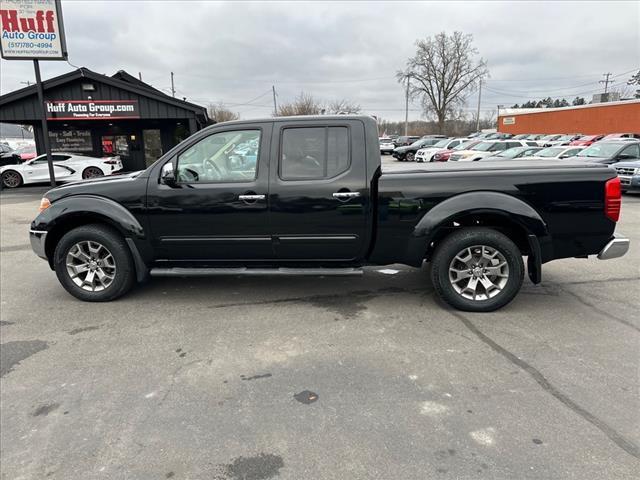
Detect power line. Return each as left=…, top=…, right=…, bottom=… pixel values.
left=599, top=72, right=614, bottom=94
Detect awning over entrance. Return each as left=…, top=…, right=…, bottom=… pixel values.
left=0, top=68, right=209, bottom=171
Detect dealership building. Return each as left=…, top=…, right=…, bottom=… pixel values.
left=0, top=68, right=209, bottom=171
left=497, top=99, right=640, bottom=136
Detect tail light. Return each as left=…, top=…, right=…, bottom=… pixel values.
left=605, top=177, right=621, bottom=222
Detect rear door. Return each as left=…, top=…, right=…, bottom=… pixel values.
left=269, top=119, right=369, bottom=261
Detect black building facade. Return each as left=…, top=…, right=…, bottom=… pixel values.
left=0, top=68, right=208, bottom=171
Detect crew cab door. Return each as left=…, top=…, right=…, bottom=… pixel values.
left=145, top=123, right=273, bottom=261
left=269, top=120, right=369, bottom=261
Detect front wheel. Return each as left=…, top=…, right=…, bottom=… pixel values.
left=54, top=224, right=135, bottom=302
left=406, top=152, right=415, bottom=162
left=430, top=228, right=524, bottom=312
left=2, top=170, right=23, bottom=188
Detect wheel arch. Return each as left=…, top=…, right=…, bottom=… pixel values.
left=407, top=191, right=550, bottom=265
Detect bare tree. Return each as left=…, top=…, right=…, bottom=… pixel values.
left=327, top=99, right=361, bottom=114
left=276, top=92, right=322, bottom=116
left=398, top=31, right=488, bottom=134
left=627, top=70, right=640, bottom=99
left=208, top=102, right=240, bottom=123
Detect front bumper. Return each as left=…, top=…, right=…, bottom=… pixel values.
left=619, top=175, right=640, bottom=191
left=29, top=229, right=48, bottom=260
left=597, top=234, right=630, bottom=260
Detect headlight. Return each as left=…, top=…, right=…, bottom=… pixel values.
left=38, top=197, right=51, bottom=213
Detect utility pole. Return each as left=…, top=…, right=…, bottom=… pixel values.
left=20, top=81, right=32, bottom=87
left=404, top=76, right=410, bottom=136
left=138, top=72, right=142, bottom=81
left=33, top=60, right=56, bottom=187
left=600, top=73, right=613, bottom=94
left=476, top=79, right=482, bottom=132
left=170, top=71, right=176, bottom=97
left=272, top=85, right=278, bottom=116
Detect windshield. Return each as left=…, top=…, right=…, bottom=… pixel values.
left=472, top=142, right=495, bottom=152
left=496, top=147, right=527, bottom=158
left=433, top=139, right=450, bottom=148
left=540, top=135, right=558, bottom=141
left=455, top=140, right=477, bottom=150
left=557, top=135, right=573, bottom=141
left=15, top=145, right=35, bottom=153
left=536, top=147, right=564, bottom=157
left=380, top=138, right=393, bottom=143
left=577, top=143, right=621, bottom=158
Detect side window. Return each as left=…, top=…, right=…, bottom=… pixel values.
left=449, top=140, right=460, bottom=148
left=620, top=144, right=640, bottom=159
left=176, top=129, right=260, bottom=183
left=52, top=155, right=71, bottom=162
left=492, top=143, right=507, bottom=151
left=280, top=126, right=350, bottom=180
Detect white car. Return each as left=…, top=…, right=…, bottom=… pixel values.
left=523, top=145, right=586, bottom=160
left=0, top=152, right=123, bottom=188
left=415, top=138, right=465, bottom=163
left=449, top=140, right=538, bottom=162
left=379, top=138, right=395, bottom=155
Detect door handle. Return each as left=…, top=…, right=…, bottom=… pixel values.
left=332, top=191, right=360, bottom=199
left=238, top=194, right=266, bottom=201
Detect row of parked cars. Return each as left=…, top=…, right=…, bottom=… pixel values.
left=378, top=132, right=640, bottom=194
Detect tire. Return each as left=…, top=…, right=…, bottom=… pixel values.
left=53, top=224, right=135, bottom=302
left=430, top=228, right=524, bottom=312
left=406, top=152, right=415, bottom=162
left=2, top=170, right=23, bottom=188
left=82, top=166, right=105, bottom=179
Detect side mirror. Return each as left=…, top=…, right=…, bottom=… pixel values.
left=161, top=162, right=177, bottom=186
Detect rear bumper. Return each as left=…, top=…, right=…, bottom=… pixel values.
left=29, top=229, right=48, bottom=260
left=597, top=234, right=630, bottom=260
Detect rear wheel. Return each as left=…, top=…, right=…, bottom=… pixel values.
left=430, top=228, right=524, bottom=312
left=54, top=224, right=135, bottom=302
left=82, top=166, right=104, bottom=179
left=2, top=170, right=23, bottom=188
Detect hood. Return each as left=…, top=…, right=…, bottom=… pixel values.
left=44, top=171, right=143, bottom=201
left=615, top=160, right=640, bottom=168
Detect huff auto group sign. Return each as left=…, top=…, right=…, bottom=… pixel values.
left=46, top=100, right=140, bottom=120
left=0, top=0, right=67, bottom=60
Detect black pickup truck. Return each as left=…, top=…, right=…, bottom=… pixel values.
left=30, top=116, right=629, bottom=311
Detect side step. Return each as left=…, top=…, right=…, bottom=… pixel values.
left=150, top=267, right=364, bottom=277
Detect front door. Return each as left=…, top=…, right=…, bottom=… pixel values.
left=146, top=124, right=273, bottom=261
left=269, top=120, right=369, bottom=261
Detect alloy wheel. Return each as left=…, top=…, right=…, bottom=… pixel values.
left=83, top=167, right=104, bottom=179
left=2, top=171, right=21, bottom=188
left=66, top=241, right=116, bottom=292
left=448, top=245, right=509, bottom=301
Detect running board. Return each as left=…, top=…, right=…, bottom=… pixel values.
left=150, top=267, right=364, bottom=277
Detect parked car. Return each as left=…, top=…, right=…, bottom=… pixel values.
left=615, top=161, right=640, bottom=193
left=542, top=134, right=583, bottom=147
left=449, top=140, right=538, bottom=162
left=415, top=138, right=466, bottom=163
left=0, top=143, right=22, bottom=167
left=524, top=145, right=586, bottom=160
left=569, top=140, right=640, bottom=164
left=432, top=140, right=482, bottom=162
left=570, top=134, right=605, bottom=146
left=379, top=138, right=395, bottom=155
left=536, top=134, right=562, bottom=146
left=393, top=135, right=420, bottom=147
left=479, top=146, right=544, bottom=161
left=29, top=115, right=628, bottom=313
left=393, top=137, right=443, bottom=162
left=14, top=144, right=37, bottom=161
left=511, top=134, right=531, bottom=140
left=0, top=153, right=123, bottom=188
left=602, top=133, right=640, bottom=141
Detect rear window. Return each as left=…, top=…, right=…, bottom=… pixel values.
left=280, top=126, right=350, bottom=180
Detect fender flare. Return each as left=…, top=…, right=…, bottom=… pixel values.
left=33, top=194, right=145, bottom=239
left=406, top=191, right=549, bottom=265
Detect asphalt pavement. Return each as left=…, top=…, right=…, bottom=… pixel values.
left=1, top=172, right=639, bottom=480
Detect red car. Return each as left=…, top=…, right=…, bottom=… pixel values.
left=433, top=140, right=481, bottom=162
left=14, top=145, right=37, bottom=161
left=569, top=134, right=605, bottom=146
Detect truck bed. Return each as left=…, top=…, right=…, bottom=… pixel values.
left=381, top=159, right=608, bottom=174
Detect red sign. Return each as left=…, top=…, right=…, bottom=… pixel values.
left=45, top=100, right=140, bottom=120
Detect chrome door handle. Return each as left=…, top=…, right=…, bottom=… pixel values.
left=238, top=194, right=265, bottom=201
left=332, top=192, right=360, bottom=199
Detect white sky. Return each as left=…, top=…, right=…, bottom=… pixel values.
left=1, top=1, right=639, bottom=121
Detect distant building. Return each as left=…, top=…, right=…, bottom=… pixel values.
left=497, top=99, right=640, bottom=135
left=592, top=92, right=620, bottom=103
